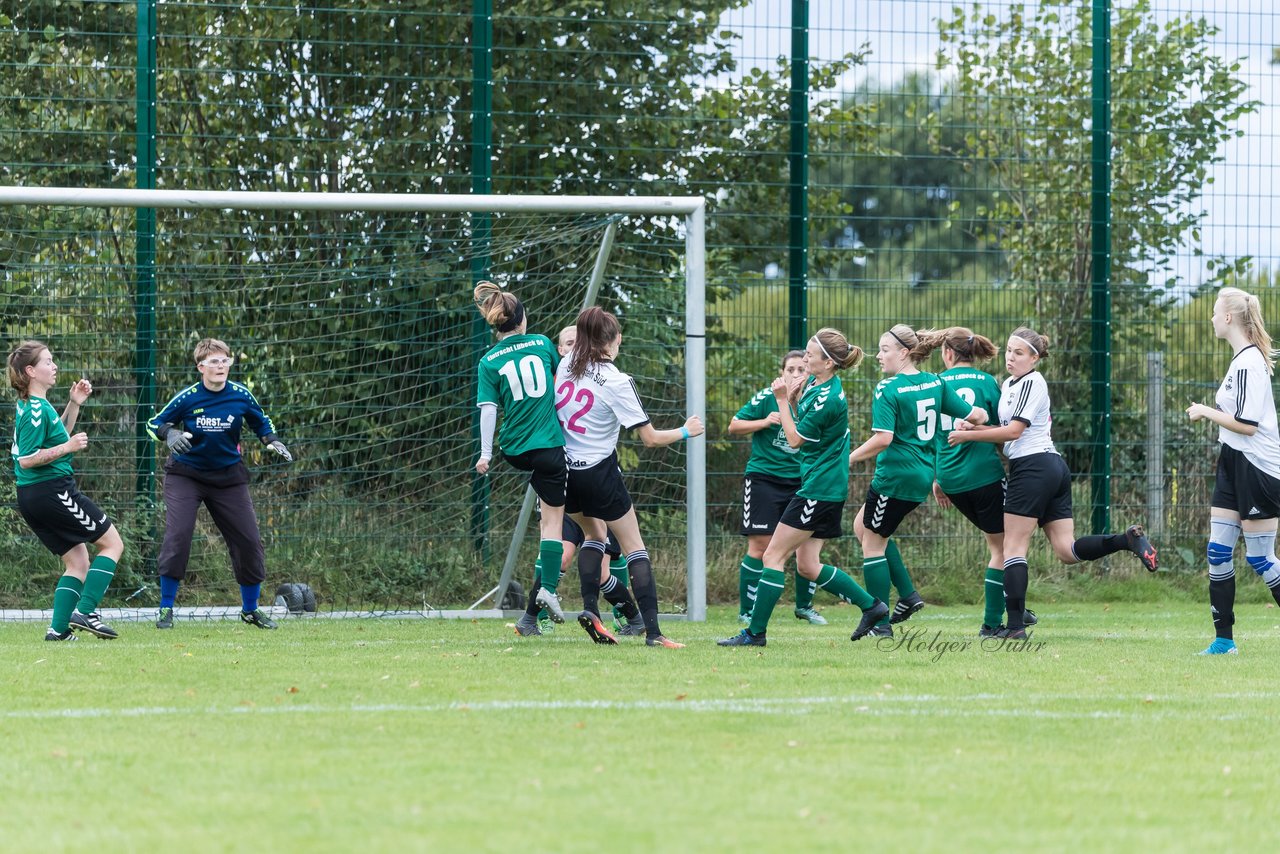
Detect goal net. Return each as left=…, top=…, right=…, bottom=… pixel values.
left=0, top=188, right=706, bottom=623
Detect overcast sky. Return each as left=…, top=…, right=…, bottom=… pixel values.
left=718, top=0, right=1280, bottom=287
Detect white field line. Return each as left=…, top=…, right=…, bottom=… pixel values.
left=4, top=692, right=1278, bottom=722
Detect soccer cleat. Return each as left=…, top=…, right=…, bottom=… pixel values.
left=514, top=615, right=542, bottom=636
left=868, top=624, right=893, bottom=638
left=738, top=612, right=751, bottom=625
left=717, top=629, right=766, bottom=647
left=794, top=607, right=828, bottom=625
left=537, top=617, right=556, bottom=634
left=1198, top=638, right=1238, bottom=656
left=577, top=610, right=618, bottom=645
left=535, top=589, right=566, bottom=624
left=645, top=634, right=685, bottom=648
left=69, top=611, right=118, bottom=639
left=44, top=628, right=78, bottom=642
left=850, top=599, right=891, bottom=641
left=979, top=624, right=1004, bottom=638
left=1126, top=524, right=1158, bottom=572
left=240, top=608, right=277, bottom=630
left=995, top=626, right=1028, bottom=640
left=156, top=607, right=174, bottom=629
left=889, top=591, right=925, bottom=624
left=616, top=616, right=647, bottom=637
left=1023, top=609, right=1038, bottom=626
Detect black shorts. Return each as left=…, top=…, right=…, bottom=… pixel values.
left=946, top=479, right=1006, bottom=535
left=740, top=473, right=801, bottom=537
left=779, top=496, right=844, bottom=540
left=565, top=452, right=633, bottom=522
left=16, top=476, right=112, bottom=556
left=1005, top=453, right=1073, bottom=525
left=561, top=516, right=622, bottom=558
left=1212, top=444, right=1280, bottom=520
left=503, top=445, right=567, bottom=508
left=861, top=488, right=921, bottom=537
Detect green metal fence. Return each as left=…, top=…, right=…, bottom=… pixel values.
left=2, top=0, right=1277, bottom=610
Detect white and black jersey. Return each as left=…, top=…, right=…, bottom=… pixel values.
left=998, top=370, right=1058, bottom=460
left=554, top=359, right=650, bottom=468
left=1214, top=344, right=1280, bottom=480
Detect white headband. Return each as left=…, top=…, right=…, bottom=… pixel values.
left=810, top=336, right=834, bottom=361
left=1012, top=334, right=1039, bottom=355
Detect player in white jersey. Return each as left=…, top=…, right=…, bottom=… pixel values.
left=948, top=326, right=1157, bottom=638
left=1187, top=287, right=1280, bottom=655
left=555, top=306, right=703, bottom=648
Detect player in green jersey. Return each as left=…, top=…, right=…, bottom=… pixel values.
left=8, top=341, right=126, bottom=641
left=917, top=327, right=1032, bottom=636
left=719, top=328, right=889, bottom=647
left=849, top=324, right=989, bottom=637
left=473, top=281, right=573, bottom=632
left=729, top=350, right=830, bottom=625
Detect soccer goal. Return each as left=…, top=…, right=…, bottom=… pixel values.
left=0, top=187, right=707, bottom=623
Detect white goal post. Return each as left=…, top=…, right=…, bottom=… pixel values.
left=0, top=186, right=708, bottom=622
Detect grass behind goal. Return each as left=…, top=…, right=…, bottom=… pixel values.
left=3, top=602, right=1278, bottom=849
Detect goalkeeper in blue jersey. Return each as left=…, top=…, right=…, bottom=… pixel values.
left=146, top=337, right=292, bottom=630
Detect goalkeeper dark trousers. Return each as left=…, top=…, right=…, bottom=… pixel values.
left=157, top=462, right=266, bottom=585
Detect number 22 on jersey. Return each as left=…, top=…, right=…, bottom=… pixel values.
left=556, top=380, right=594, bottom=434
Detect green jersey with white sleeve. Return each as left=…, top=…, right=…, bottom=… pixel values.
left=476, top=334, right=564, bottom=456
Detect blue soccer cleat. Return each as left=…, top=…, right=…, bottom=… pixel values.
left=1198, top=638, right=1238, bottom=656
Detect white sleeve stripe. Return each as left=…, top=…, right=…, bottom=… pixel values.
left=794, top=430, right=817, bottom=443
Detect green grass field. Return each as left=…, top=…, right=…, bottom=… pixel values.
left=4, top=602, right=1278, bottom=852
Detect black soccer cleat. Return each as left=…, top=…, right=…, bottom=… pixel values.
left=994, top=626, right=1028, bottom=640
left=1023, top=609, right=1038, bottom=626
left=156, top=607, right=174, bottom=629
left=45, top=628, right=78, bottom=642
left=889, top=591, right=925, bottom=624
left=979, top=624, right=1004, bottom=638
left=240, top=608, right=277, bottom=630
left=70, top=611, right=118, bottom=639
left=1126, top=525, right=1158, bottom=572
left=717, top=629, right=766, bottom=647
left=851, top=599, right=890, bottom=641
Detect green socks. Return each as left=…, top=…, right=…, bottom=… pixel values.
left=863, top=555, right=891, bottom=626
left=815, top=564, right=875, bottom=610
left=77, top=555, right=117, bottom=615
left=538, top=539, right=564, bottom=592
left=609, top=555, right=629, bottom=621
left=794, top=568, right=816, bottom=610
left=739, top=555, right=764, bottom=616
left=51, top=575, right=84, bottom=632
left=983, top=567, right=1005, bottom=628
left=747, top=568, right=786, bottom=636
left=885, top=539, right=915, bottom=598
